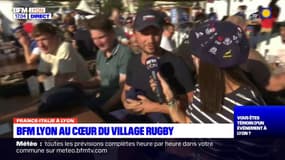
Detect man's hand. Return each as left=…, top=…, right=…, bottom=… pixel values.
left=135, top=95, right=157, bottom=114
left=124, top=98, right=144, bottom=114
left=18, top=34, right=30, bottom=48
left=124, top=95, right=159, bottom=115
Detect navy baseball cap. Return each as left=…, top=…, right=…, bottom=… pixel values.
left=134, top=9, right=164, bottom=31
left=188, top=21, right=249, bottom=68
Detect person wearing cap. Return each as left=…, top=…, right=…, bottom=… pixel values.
left=81, top=15, right=133, bottom=114
left=121, top=9, right=194, bottom=122
left=154, top=21, right=265, bottom=123
left=149, top=21, right=277, bottom=160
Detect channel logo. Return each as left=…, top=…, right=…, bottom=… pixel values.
left=13, top=13, right=28, bottom=20
left=13, top=7, right=51, bottom=20
left=28, top=13, right=52, bottom=19
left=260, top=7, right=272, bottom=19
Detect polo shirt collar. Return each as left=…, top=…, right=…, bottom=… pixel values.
left=104, top=41, right=120, bottom=62
left=111, top=41, right=120, bottom=56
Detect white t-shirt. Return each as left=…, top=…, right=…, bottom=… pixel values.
left=257, top=36, right=285, bottom=64
left=38, top=42, right=91, bottom=81
left=172, top=30, right=189, bottom=49
left=0, top=16, right=4, bottom=33
left=160, top=35, right=175, bottom=52
left=32, top=47, right=41, bottom=55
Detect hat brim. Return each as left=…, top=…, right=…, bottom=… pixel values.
left=135, top=23, right=162, bottom=31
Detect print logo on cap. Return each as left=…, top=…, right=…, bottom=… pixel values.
left=195, top=32, right=204, bottom=39
left=214, top=40, right=222, bottom=45
left=209, top=32, right=218, bottom=40
left=260, top=7, right=272, bottom=19
left=237, top=26, right=242, bottom=33
left=209, top=47, right=217, bottom=55
left=233, top=35, right=238, bottom=41
left=143, top=15, right=155, bottom=22
left=205, top=27, right=216, bottom=35
left=237, top=32, right=242, bottom=38
left=223, top=50, right=233, bottom=58
left=217, top=36, right=224, bottom=42
left=223, top=38, right=232, bottom=46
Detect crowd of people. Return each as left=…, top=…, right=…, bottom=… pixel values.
left=1, top=1, right=284, bottom=158
left=0, top=0, right=284, bottom=122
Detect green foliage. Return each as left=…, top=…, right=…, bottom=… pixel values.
left=102, top=0, right=124, bottom=16
left=69, top=1, right=80, bottom=9
left=136, top=0, right=154, bottom=11
left=37, top=0, right=61, bottom=7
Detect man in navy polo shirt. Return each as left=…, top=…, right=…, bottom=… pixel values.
left=121, top=9, right=195, bottom=122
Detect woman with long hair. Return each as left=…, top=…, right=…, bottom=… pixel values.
left=151, top=21, right=265, bottom=123
left=150, top=20, right=275, bottom=160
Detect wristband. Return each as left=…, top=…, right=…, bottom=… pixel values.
left=167, top=98, right=177, bottom=108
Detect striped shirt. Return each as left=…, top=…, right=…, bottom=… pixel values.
left=186, top=86, right=276, bottom=160
left=186, top=86, right=265, bottom=123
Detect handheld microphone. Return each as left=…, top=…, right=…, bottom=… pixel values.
left=145, top=56, right=165, bottom=104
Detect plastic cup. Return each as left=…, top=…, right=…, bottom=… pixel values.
left=27, top=76, right=40, bottom=97
left=43, top=76, right=55, bottom=91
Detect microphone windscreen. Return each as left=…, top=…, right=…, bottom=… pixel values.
left=145, top=56, right=159, bottom=71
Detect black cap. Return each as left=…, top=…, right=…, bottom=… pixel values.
left=134, top=9, right=164, bottom=31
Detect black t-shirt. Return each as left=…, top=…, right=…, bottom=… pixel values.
left=126, top=52, right=195, bottom=102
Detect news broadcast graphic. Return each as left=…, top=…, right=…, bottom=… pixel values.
left=234, top=106, right=285, bottom=137
left=13, top=118, right=233, bottom=138
left=13, top=7, right=52, bottom=20
left=259, top=7, right=272, bottom=19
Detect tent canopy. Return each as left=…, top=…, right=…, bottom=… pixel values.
left=76, top=0, right=95, bottom=15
